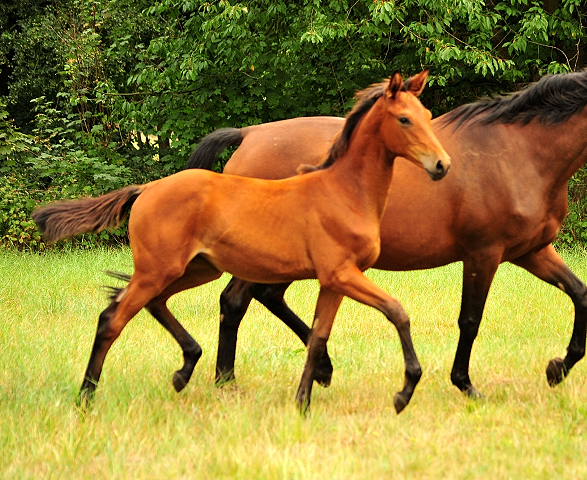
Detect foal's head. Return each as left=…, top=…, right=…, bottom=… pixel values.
left=378, top=70, right=451, bottom=181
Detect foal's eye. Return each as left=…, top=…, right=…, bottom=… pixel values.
left=398, top=117, right=411, bottom=126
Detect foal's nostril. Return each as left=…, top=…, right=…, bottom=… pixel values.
left=436, top=160, right=444, bottom=173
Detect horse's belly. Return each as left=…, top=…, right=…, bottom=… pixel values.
left=203, top=249, right=316, bottom=284
left=374, top=218, right=461, bottom=271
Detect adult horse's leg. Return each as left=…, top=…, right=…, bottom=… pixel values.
left=216, top=278, right=334, bottom=386
left=215, top=277, right=253, bottom=385
left=513, top=244, right=587, bottom=385
left=297, top=267, right=422, bottom=414
left=249, top=282, right=334, bottom=386
left=450, top=254, right=501, bottom=398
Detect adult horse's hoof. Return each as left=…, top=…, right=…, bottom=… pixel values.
left=546, top=357, right=566, bottom=386
left=76, top=391, right=93, bottom=413
left=464, top=385, right=484, bottom=399
left=215, top=370, right=236, bottom=387
left=172, top=371, right=189, bottom=392
left=393, top=392, right=409, bottom=414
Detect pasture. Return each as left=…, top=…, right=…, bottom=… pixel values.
left=1, top=248, right=587, bottom=479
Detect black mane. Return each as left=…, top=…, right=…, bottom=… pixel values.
left=442, top=70, right=587, bottom=129
left=299, top=74, right=418, bottom=174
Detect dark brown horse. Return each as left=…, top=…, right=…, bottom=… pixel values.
left=32, top=71, right=450, bottom=413
left=187, top=69, right=587, bottom=399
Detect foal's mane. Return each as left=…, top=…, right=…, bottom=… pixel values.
left=298, top=75, right=416, bottom=174
left=442, top=69, right=587, bottom=129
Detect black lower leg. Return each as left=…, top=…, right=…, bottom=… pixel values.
left=216, top=278, right=252, bottom=385
left=146, top=301, right=202, bottom=392
left=250, top=282, right=333, bottom=386
left=547, top=285, right=587, bottom=386
left=392, top=320, right=422, bottom=414
left=172, top=343, right=203, bottom=392
left=295, top=333, right=327, bottom=414
left=451, top=316, right=483, bottom=398
left=78, top=300, right=119, bottom=407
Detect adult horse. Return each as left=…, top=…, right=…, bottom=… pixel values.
left=32, top=71, right=450, bottom=413
left=187, top=69, right=587, bottom=399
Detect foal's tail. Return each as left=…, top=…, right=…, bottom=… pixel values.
left=32, top=185, right=146, bottom=242
left=185, top=127, right=243, bottom=170
left=102, top=270, right=132, bottom=300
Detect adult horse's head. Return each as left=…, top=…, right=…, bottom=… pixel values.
left=380, top=70, right=451, bottom=181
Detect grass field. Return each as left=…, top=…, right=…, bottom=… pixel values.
left=1, top=247, right=587, bottom=479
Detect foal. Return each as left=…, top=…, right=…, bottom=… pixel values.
left=33, top=71, right=450, bottom=413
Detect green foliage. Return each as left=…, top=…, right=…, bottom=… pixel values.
left=2, top=0, right=587, bottom=249
left=0, top=175, right=45, bottom=249
left=557, top=166, right=587, bottom=248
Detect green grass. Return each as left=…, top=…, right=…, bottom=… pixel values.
left=1, top=248, right=587, bottom=479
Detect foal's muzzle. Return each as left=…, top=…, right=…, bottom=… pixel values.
left=426, top=157, right=451, bottom=181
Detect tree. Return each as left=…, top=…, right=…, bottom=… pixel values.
left=1, top=0, right=587, bottom=249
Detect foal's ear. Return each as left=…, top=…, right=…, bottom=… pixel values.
left=406, top=70, right=429, bottom=97
left=386, top=71, right=404, bottom=99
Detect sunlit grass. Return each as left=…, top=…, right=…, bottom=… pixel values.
left=1, top=248, right=587, bottom=479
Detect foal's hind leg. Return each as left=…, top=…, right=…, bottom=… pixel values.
left=79, top=278, right=163, bottom=406
left=249, top=282, right=334, bottom=386
left=146, top=301, right=203, bottom=393
left=148, top=256, right=222, bottom=392
left=513, top=244, right=587, bottom=386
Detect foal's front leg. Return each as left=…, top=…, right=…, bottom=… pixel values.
left=296, top=287, right=343, bottom=413
left=296, top=266, right=422, bottom=414
left=327, top=266, right=422, bottom=413
left=249, top=282, right=334, bottom=386
left=216, top=278, right=334, bottom=387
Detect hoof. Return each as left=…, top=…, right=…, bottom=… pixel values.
left=295, top=387, right=311, bottom=416
left=77, top=382, right=96, bottom=411
left=172, top=371, right=188, bottom=392
left=464, top=385, right=484, bottom=399
left=215, top=371, right=236, bottom=387
left=218, top=379, right=238, bottom=391
left=314, top=351, right=334, bottom=387
left=393, top=392, right=409, bottom=414
left=546, top=357, right=566, bottom=386
left=76, top=392, right=93, bottom=413
left=296, top=399, right=310, bottom=417
left=314, top=368, right=332, bottom=387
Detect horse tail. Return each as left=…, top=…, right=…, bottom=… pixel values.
left=102, top=270, right=132, bottom=300
left=32, top=185, right=146, bottom=242
left=185, top=127, right=243, bottom=170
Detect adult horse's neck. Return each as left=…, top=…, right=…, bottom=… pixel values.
left=550, top=107, right=587, bottom=186
left=323, top=99, right=397, bottom=220
left=520, top=107, right=587, bottom=192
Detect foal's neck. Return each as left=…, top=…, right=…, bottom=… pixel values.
left=325, top=105, right=397, bottom=220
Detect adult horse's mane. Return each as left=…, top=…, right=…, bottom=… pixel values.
left=298, top=74, right=416, bottom=174
left=442, top=69, right=587, bottom=130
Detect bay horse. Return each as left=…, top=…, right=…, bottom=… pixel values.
left=32, top=71, right=451, bottom=413
left=187, top=69, right=587, bottom=399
